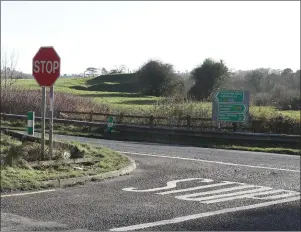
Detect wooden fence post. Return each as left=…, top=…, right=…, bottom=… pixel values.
left=89, top=111, right=93, bottom=122
left=149, top=115, right=154, bottom=126
left=232, top=122, right=237, bottom=132
left=119, top=113, right=124, bottom=124
left=186, top=115, right=191, bottom=128
left=89, top=111, right=93, bottom=131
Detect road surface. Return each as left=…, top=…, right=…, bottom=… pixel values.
left=1, top=134, right=300, bottom=231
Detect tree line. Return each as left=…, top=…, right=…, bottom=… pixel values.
left=135, top=59, right=300, bottom=110
left=1, top=48, right=299, bottom=110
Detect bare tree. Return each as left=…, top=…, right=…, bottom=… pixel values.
left=109, top=65, right=127, bottom=74
left=1, top=47, right=19, bottom=88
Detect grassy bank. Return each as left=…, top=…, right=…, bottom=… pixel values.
left=14, top=78, right=300, bottom=121
left=0, top=133, right=130, bottom=192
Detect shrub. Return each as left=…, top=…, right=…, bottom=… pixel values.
left=1, top=87, right=111, bottom=117
left=189, top=58, right=229, bottom=101
left=136, top=60, right=181, bottom=97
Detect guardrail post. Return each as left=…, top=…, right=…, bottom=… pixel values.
left=149, top=115, right=154, bottom=127
left=186, top=115, right=191, bottom=128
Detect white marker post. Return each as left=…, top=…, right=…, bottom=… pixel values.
left=27, top=111, right=35, bottom=135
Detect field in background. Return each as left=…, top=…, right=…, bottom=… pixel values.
left=15, top=75, right=300, bottom=120
left=16, top=74, right=161, bottom=108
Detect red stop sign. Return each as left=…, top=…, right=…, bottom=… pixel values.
left=32, top=46, right=61, bottom=87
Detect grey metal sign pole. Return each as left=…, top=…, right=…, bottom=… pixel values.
left=49, top=86, right=54, bottom=159
left=41, top=86, right=46, bottom=160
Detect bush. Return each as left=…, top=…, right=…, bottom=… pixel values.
left=136, top=60, right=181, bottom=97
left=277, top=97, right=300, bottom=110
left=251, top=115, right=300, bottom=134
left=189, top=58, right=229, bottom=101
left=1, top=87, right=111, bottom=117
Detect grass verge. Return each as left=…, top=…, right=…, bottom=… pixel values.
left=0, top=134, right=130, bottom=192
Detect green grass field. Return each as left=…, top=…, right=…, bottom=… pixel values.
left=15, top=75, right=300, bottom=120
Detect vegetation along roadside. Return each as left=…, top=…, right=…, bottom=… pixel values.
left=0, top=132, right=130, bottom=193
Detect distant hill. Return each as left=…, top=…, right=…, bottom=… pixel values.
left=71, top=73, right=139, bottom=94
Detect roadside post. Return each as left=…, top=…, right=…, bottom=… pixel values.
left=49, top=86, right=54, bottom=157
left=106, top=116, right=114, bottom=133
left=212, top=90, right=250, bottom=130
left=27, top=111, right=35, bottom=135
left=32, top=46, right=61, bottom=160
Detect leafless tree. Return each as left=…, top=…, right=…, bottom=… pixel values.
left=84, top=67, right=99, bottom=77
left=1, top=47, right=19, bottom=89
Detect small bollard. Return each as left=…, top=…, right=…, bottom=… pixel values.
left=28, top=111, right=35, bottom=135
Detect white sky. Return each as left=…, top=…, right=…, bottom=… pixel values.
left=1, top=1, right=300, bottom=74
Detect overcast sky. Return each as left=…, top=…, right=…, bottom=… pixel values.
left=1, top=1, right=300, bottom=75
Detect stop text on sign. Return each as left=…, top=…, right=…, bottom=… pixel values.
left=32, top=46, right=61, bottom=87
left=33, top=60, right=60, bottom=74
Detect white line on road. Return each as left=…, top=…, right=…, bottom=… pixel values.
left=158, top=181, right=236, bottom=195
left=109, top=196, right=301, bottom=231
left=1, top=189, right=56, bottom=198
left=123, top=178, right=212, bottom=192
left=205, top=192, right=300, bottom=204
left=175, top=184, right=257, bottom=201
left=181, top=187, right=273, bottom=203
left=118, top=151, right=300, bottom=173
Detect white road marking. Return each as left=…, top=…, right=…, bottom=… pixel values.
left=190, top=187, right=272, bottom=203
left=1, top=189, right=56, bottom=198
left=205, top=192, right=300, bottom=204
left=158, top=181, right=236, bottom=195
left=109, top=196, right=301, bottom=231
left=250, top=190, right=300, bottom=200
left=119, top=151, right=300, bottom=173
left=175, top=184, right=257, bottom=201
left=201, top=189, right=284, bottom=204
left=122, top=178, right=212, bottom=192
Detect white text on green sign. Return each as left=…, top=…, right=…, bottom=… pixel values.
left=215, top=91, right=244, bottom=103
left=218, top=104, right=247, bottom=113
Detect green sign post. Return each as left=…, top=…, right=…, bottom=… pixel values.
left=212, top=90, right=249, bottom=123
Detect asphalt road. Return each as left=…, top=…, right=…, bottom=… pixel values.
left=1, top=134, right=300, bottom=231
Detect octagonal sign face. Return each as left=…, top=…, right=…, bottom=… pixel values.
left=32, top=46, right=61, bottom=87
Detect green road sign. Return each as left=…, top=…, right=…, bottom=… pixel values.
left=218, top=113, right=246, bottom=122
left=212, top=90, right=249, bottom=122
left=215, top=91, right=244, bottom=103
left=218, top=103, right=247, bottom=113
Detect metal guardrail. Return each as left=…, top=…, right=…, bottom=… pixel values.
left=1, top=113, right=300, bottom=145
